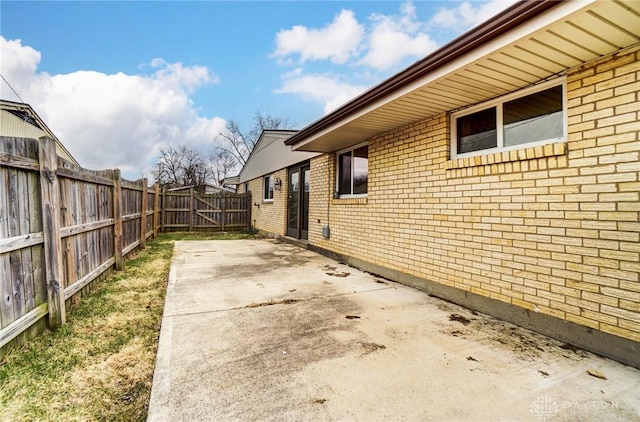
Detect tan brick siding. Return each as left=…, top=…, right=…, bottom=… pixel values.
left=309, top=47, right=640, bottom=342
left=247, top=169, right=288, bottom=236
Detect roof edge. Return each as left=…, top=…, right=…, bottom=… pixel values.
left=285, top=0, right=561, bottom=147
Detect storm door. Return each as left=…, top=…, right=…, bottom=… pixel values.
left=287, top=163, right=310, bottom=239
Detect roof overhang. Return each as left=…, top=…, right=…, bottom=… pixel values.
left=287, top=0, right=640, bottom=152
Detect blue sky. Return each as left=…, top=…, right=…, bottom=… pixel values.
left=1, top=1, right=513, bottom=178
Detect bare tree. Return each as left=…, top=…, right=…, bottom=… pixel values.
left=154, top=146, right=212, bottom=189
left=214, top=111, right=294, bottom=166
left=209, top=149, right=237, bottom=186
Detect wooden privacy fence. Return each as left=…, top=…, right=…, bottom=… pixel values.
left=0, top=136, right=160, bottom=357
left=161, top=189, right=251, bottom=231
left=0, top=136, right=251, bottom=358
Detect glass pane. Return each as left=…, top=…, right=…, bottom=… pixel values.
left=288, top=171, right=298, bottom=229
left=264, top=175, right=273, bottom=200
left=457, top=107, right=497, bottom=154
left=353, top=146, right=368, bottom=194
left=302, top=168, right=310, bottom=231
left=504, top=85, right=563, bottom=146
left=304, top=169, right=310, bottom=193
left=338, top=152, right=351, bottom=195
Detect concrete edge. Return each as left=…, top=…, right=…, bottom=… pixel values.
left=301, top=243, right=640, bottom=370
left=147, top=262, right=179, bottom=421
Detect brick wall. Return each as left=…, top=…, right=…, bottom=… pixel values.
left=247, top=168, right=288, bottom=236
left=308, top=47, right=640, bottom=342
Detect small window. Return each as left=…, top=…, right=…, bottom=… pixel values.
left=244, top=182, right=250, bottom=193
left=337, top=144, right=368, bottom=197
left=452, top=81, right=565, bottom=158
left=263, top=175, right=273, bottom=201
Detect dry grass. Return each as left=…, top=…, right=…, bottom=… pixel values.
left=0, top=235, right=174, bottom=421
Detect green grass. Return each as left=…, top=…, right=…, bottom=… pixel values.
left=0, top=230, right=261, bottom=422
left=160, top=229, right=261, bottom=241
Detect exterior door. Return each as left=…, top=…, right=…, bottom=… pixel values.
left=287, top=164, right=310, bottom=239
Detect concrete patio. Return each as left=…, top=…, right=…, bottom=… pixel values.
left=148, top=239, right=640, bottom=421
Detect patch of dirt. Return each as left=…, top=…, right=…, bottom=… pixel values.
left=326, top=271, right=350, bottom=277
left=360, top=342, right=386, bottom=355
left=560, top=343, right=579, bottom=352
left=449, top=314, right=472, bottom=325
left=244, top=299, right=299, bottom=308
left=313, top=399, right=327, bottom=404
left=345, top=315, right=361, bottom=319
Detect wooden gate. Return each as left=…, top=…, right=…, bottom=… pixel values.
left=161, top=189, right=251, bottom=231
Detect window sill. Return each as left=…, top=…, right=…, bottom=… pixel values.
left=446, top=142, right=567, bottom=178
left=262, top=200, right=273, bottom=204
left=331, top=197, right=368, bottom=206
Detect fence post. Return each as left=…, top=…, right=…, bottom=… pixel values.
left=112, top=169, right=124, bottom=270
left=189, top=187, right=194, bottom=231
left=38, top=136, right=66, bottom=329
left=161, top=189, right=165, bottom=232
left=153, top=183, right=160, bottom=237
left=140, top=178, right=147, bottom=249
left=221, top=191, right=226, bottom=231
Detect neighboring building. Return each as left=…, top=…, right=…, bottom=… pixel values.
left=258, top=1, right=638, bottom=368
left=232, top=130, right=320, bottom=239
left=1, top=99, right=79, bottom=165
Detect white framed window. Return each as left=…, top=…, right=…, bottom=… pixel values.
left=263, top=174, right=274, bottom=201
left=451, top=79, right=566, bottom=158
left=336, top=143, right=368, bottom=197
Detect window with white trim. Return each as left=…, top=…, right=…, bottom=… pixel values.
left=336, top=143, right=368, bottom=197
left=451, top=80, right=566, bottom=158
left=263, top=174, right=273, bottom=201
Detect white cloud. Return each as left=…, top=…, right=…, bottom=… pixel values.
left=429, top=0, right=517, bottom=30
left=276, top=69, right=367, bottom=114
left=272, top=9, right=364, bottom=64
left=0, top=36, right=225, bottom=179
left=360, top=1, right=438, bottom=70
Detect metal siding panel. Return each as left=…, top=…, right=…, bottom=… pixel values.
left=517, top=39, right=583, bottom=68
left=501, top=46, right=567, bottom=74
left=484, top=55, right=547, bottom=80
left=570, top=11, right=640, bottom=47
left=532, top=30, right=598, bottom=61
left=591, top=2, right=640, bottom=40
left=467, top=63, right=532, bottom=87
left=429, top=82, right=488, bottom=103
left=552, top=23, right=619, bottom=55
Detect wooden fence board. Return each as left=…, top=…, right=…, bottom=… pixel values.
left=39, top=137, right=65, bottom=328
